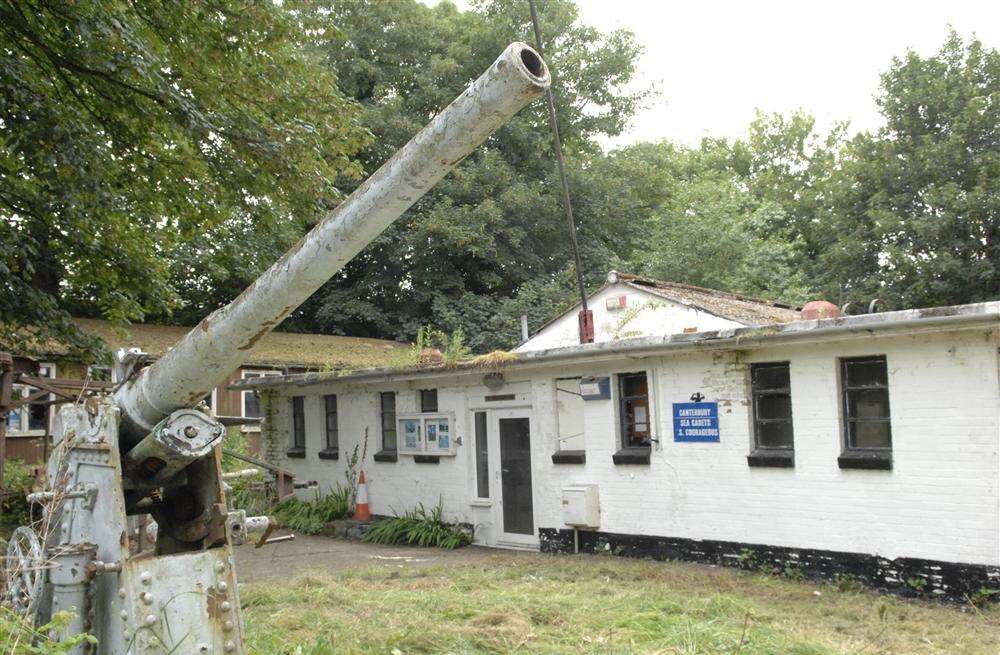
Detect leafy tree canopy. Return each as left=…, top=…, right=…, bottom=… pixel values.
left=0, top=0, right=369, bottom=356
left=284, top=0, right=648, bottom=352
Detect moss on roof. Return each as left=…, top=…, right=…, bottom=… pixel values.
left=64, top=318, right=408, bottom=370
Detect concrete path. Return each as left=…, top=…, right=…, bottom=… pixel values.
left=234, top=534, right=512, bottom=583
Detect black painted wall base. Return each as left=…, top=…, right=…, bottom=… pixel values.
left=538, top=528, right=999, bottom=604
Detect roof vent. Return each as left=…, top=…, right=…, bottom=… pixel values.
left=800, top=300, right=841, bottom=321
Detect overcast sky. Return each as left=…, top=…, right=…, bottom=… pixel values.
left=428, top=0, right=1000, bottom=147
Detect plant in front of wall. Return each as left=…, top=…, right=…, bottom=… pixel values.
left=272, top=485, right=352, bottom=534
left=362, top=500, right=471, bottom=549
left=905, top=576, right=928, bottom=594
left=782, top=563, right=805, bottom=582
left=833, top=573, right=864, bottom=594
left=966, top=586, right=1000, bottom=608
left=343, top=428, right=369, bottom=509
left=737, top=548, right=758, bottom=572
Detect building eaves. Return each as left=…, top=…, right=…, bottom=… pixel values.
left=232, top=301, right=998, bottom=391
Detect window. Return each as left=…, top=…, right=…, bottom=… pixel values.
left=751, top=363, right=793, bottom=449
left=474, top=411, right=489, bottom=499
left=6, top=364, right=55, bottom=435
left=87, top=365, right=112, bottom=383
left=380, top=391, right=397, bottom=451
left=242, top=370, right=280, bottom=419
left=291, top=396, right=305, bottom=450
left=552, top=377, right=585, bottom=464
left=618, top=372, right=650, bottom=447
left=420, top=389, right=438, bottom=413
left=323, top=394, right=338, bottom=451
left=841, top=356, right=892, bottom=450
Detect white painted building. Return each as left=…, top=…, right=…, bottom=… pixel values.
left=516, top=271, right=800, bottom=352
left=237, top=300, right=1000, bottom=601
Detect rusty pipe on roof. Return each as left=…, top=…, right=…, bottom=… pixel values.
left=114, top=43, right=550, bottom=442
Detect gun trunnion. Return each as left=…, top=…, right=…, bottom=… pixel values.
left=7, top=43, right=549, bottom=654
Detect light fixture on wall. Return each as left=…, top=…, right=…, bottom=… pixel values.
left=690, top=392, right=705, bottom=402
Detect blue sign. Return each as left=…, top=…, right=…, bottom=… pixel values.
left=673, top=402, right=720, bottom=442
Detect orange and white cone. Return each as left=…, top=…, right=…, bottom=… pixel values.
left=353, top=470, right=372, bottom=522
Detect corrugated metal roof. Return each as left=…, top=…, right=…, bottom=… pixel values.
left=24, top=319, right=409, bottom=370
left=617, top=274, right=801, bottom=325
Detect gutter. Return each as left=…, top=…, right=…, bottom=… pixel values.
left=231, top=301, right=998, bottom=391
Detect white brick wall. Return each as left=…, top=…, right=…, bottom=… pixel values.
left=262, top=325, right=1000, bottom=566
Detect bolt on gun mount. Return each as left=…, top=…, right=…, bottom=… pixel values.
left=6, top=43, right=549, bottom=654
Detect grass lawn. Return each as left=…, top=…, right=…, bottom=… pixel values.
left=241, top=552, right=998, bottom=654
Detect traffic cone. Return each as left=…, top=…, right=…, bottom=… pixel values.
left=353, top=470, right=372, bottom=522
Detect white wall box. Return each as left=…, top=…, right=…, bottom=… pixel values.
left=562, top=485, right=600, bottom=528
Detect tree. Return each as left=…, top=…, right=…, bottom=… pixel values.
left=286, top=0, right=648, bottom=352
left=0, top=0, right=368, bottom=356
left=822, top=31, right=999, bottom=308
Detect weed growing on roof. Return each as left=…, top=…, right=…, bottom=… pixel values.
left=362, top=500, right=470, bottom=549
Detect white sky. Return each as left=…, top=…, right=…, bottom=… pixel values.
left=427, top=0, right=1000, bottom=147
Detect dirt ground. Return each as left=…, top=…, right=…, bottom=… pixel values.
left=235, top=533, right=507, bottom=582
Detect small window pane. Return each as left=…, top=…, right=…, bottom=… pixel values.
left=757, top=421, right=794, bottom=449
left=847, top=388, right=890, bottom=420
left=380, top=392, right=396, bottom=451
left=750, top=362, right=794, bottom=451
left=28, top=399, right=47, bottom=431
left=324, top=395, right=338, bottom=450
left=292, top=396, right=305, bottom=448
left=243, top=389, right=262, bottom=418
left=752, top=364, right=790, bottom=390
left=849, top=421, right=891, bottom=449
left=475, top=412, right=489, bottom=499
left=845, top=358, right=888, bottom=387
left=621, top=374, right=647, bottom=398
left=420, top=389, right=438, bottom=413
left=756, top=394, right=792, bottom=420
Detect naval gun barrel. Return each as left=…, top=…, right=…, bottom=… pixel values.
left=114, top=43, right=550, bottom=443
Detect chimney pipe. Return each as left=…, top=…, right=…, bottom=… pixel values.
left=520, top=314, right=530, bottom=342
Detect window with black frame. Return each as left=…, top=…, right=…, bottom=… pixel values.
left=420, top=389, right=438, bottom=413
left=841, top=356, right=892, bottom=447
left=323, top=394, right=338, bottom=453
left=618, top=372, right=650, bottom=448
left=748, top=362, right=794, bottom=467
left=290, top=396, right=305, bottom=454
left=380, top=391, right=397, bottom=451
left=839, top=355, right=892, bottom=469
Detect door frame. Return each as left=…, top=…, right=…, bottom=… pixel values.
left=488, top=408, right=538, bottom=548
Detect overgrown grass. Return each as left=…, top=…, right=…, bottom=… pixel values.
left=361, top=502, right=471, bottom=549
left=0, top=607, right=96, bottom=654
left=242, top=553, right=999, bottom=654
left=272, top=486, right=351, bottom=534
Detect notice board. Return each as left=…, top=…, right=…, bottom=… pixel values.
left=672, top=402, right=720, bottom=442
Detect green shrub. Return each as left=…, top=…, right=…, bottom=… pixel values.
left=273, top=485, right=351, bottom=534
left=226, top=470, right=273, bottom=517
left=1, top=459, right=36, bottom=527
left=362, top=500, right=471, bottom=549
left=0, top=607, right=97, bottom=653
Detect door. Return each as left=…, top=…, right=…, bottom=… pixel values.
left=491, top=410, right=536, bottom=546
